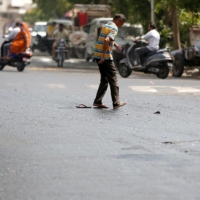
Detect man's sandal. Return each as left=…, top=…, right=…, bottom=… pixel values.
left=76, top=104, right=91, bottom=108
left=93, top=103, right=109, bottom=108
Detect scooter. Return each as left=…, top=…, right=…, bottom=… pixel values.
left=0, top=49, right=32, bottom=72
left=117, top=40, right=173, bottom=78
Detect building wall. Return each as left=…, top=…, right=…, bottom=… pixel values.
left=0, top=0, right=33, bottom=35
left=0, top=0, right=10, bottom=12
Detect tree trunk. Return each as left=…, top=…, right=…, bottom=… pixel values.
left=171, top=6, right=181, bottom=49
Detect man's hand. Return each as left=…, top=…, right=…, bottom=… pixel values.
left=98, top=37, right=110, bottom=64
left=114, top=43, right=122, bottom=51
left=98, top=56, right=105, bottom=64
left=134, top=36, right=142, bottom=43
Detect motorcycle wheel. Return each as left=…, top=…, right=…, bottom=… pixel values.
left=172, top=53, right=184, bottom=77
left=156, top=64, right=169, bottom=79
left=119, top=63, right=132, bottom=78
left=58, top=53, right=64, bottom=67
left=17, top=63, right=25, bottom=72
left=0, top=64, right=5, bottom=71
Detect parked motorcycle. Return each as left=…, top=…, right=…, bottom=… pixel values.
left=31, top=34, right=48, bottom=53
left=54, top=39, right=69, bottom=67
left=0, top=49, right=32, bottom=72
left=116, top=40, right=173, bottom=79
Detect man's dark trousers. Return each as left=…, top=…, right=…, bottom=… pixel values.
left=134, top=46, right=151, bottom=65
left=1, top=40, right=10, bottom=57
left=94, top=59, right=119, bottom=106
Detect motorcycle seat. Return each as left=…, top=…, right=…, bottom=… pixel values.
left=145, top=48, right=168, bottom=56
left=20, top=52, right=32, bottom=57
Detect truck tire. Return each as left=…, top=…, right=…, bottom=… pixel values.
left=172, top=53, right=184, bottom=77
left=118, top=63, right=132, bottom=78
left=0, top=64, right=5, bottom=71
left=70, top=47, right=77, bottom=58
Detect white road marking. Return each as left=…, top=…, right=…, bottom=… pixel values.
left=87, top=85, right=99, bottom=89
left=40, top=58, right=52, bottom=62
left=38, top=57, right=81, bottom=63
left=45, top=84, right=66, bottom=89
left=87, top=85, right=200, bottom=94
left=128, top=86, right=200, bottom=93
left=128, top=86, right=157, bottom=93
left=64, top=59, right=82, bottom=63
left=171, top=87, right=200, bottom=93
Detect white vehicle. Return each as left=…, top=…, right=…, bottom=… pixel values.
left=31, top=21, right=47, bottom=37
left=31, top=22, right=47, bottom=52
left=84, top=17, right=143, bottom=62
left=84, top=17, right=113, bottom=61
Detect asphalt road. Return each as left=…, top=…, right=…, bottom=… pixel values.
left=0, top=54, right=200, bottom=200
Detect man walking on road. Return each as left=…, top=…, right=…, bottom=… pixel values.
left=93, top=14, right=127, bottom=109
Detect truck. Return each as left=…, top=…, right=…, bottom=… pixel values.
left=171, top=26, right=200, bottom=77
left=70, top=4, right=111, bottom=58
left=31, top=4, right=111, bottom=58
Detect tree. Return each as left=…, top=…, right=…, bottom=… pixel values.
left=23, top=7, right=47, bottom=24
left=155, top=0, right=200, bottom=49
left=24, top=0, right=200, bottom=50
left=111, top=0, right=150, bottom=27
left=31, top=0, right=72, bottom=19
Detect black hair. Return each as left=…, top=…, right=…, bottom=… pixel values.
left=149, top=22, right=156, bottom=29
left=59, top=23, right=64, bottom=27
left=113, top=14, right=126, bottom=22
left=15, top=22, right=20, bottom=26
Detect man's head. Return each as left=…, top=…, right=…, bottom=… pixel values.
left=113, top=14, right=126, bottom=28
left=15, top=22, right=20, bottom=27
left=59, top=23, right=64, bottom=31
left=148, top=22, right=156, bottom=30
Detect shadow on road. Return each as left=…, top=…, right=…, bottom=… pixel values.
left=30, top=51, right=200, bottom=79
left=30, top=50, right=98, bottom=71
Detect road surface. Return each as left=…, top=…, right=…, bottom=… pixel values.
left=0, top=54, right=200, bottom=200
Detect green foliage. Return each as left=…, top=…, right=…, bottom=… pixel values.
left=154, top=0, right=200, bottom=48
left=23, top=8, right=48, bottom=24
left=110, top=0, right=150, bottom=30
left=23, top=0, right=200, bottom=48
left=31, top=0, right=72, bottom=19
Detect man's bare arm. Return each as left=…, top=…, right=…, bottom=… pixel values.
left=98, top=36, right=111, bottom=64
left=114, top=42, right=122, bottom=51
